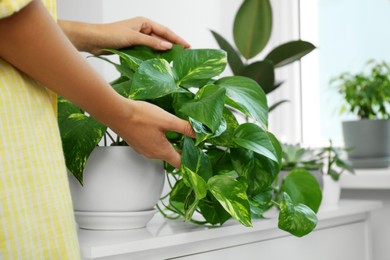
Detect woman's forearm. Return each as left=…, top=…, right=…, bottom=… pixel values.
left=0, top=0, right=128, bottom=126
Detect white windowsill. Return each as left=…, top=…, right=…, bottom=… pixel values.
left=340, top=167, right=390, bottom=190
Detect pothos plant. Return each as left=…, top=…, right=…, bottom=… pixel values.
left=211, top=0, right=315, bottom=110
left=58, top=45, right=321, bottom=237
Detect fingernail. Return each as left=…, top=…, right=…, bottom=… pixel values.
left=161, top=41, right=173, bottom=49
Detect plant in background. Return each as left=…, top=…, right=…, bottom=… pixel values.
left=58, top=45, right=321, bottom=237
left=316, top=140, right=355, bottom=181
left=211, top=0, right=315, bottom=110
left=281, top=143, right=323, bottom=171
left=330, top=60, right=390, bottom=119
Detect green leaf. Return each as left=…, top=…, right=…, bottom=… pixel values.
left=242, top=61, right=275, bottom=94
left=111, top=79, right=132, bottom=98
left=130, top=58, right=187, bottom=100
left=265, top=40, right=316, bottom=68
left=206, top=148, right=235, bottom=176
left=231, top=148, right=279, bottom=196
left=173, top=49, right=227, bottom=85
left=190, top=118, right=227, bottom=146
left=120, top=44, right=185, bottom=62
left=278, top=192, right=317, bottom=237
left=280, top=168, right=322, bottom=213
left=233, top=123, right=278, bottom=163
left=269, top=100, right=289, bottom=112
left=208, top=175, right=252, bottom=227
left=216, top=76, right=268, bottom=127
left=180, top=85, right=226, bottom=133
left=249, top=189, right=273, bottom=218
left=210, top=30, right=245, bottom=75
left=207, top=108, right=239, bottom=147
left=169, top=179, right=190, bottom=214
left=198, top=194, right=231, bottom=225
left=93, top=56, right=134, bottom=79
left=233, top=0, right=272, bottom=59
left=103, top=49, right=142, bottom=70
left=58, top=97, right=107, bottom=184
left=181, top=136, right=213, bottom=181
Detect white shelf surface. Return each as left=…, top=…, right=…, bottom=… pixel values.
left=340, top=167, right=390, bottom=190
left=77, top=200, right=382, bottom=259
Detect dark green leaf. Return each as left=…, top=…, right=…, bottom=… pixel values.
left=269, top=100, right=289, bottom=112
left=180, top=85, right=226, bottom=133
left=278, top=192, right=317, bottom=237
left=198, top=195, right=231, bottom=225
left=242, top=61, right=275, bottom=94
left=207, top=108, right=239, bottom=147
left=190, top=118, right=227, bottom=146
left=233, top=0, right=272, bottom=59
left=181, top=137, right=213, bottom=181
left=210, top=30, right=245, bottom=75
left=233, top=123, right=278, bottom=162
left=173, top=49, right=227, bottom=85
left=265, top=40, right=316, bottom=68
left=111, top=79, right=132, bottom=98
left=92, top=56, right=134, bottom=79
left=208, top=175, right=252, bottom=227
left=216, top=76, right=268, bottom=127
left=280, top=169, right=322, bottom=213
left=231, top=148, right=279, bottom=196
left=130, top=58, right=187, bottom=100
left=249, top=189, right=273, bottom=218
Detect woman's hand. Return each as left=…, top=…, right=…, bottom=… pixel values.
left=59, top=17, right=190, bottom=55
left=109, top=99, right=196, bottom=168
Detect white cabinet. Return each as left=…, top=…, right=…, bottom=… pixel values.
left=78, top=200, right=381, bottom=260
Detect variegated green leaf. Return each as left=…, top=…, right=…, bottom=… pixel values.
left=103, top=48, right=142, bottom=71
left=130, top=58, right=187, bottom=100
left=173, top=49, right=227, bottom=85
left=233, top=123, right=278, bottom=163
left=180, top=85, right=226, bottom=133
left=208, top=175, right=252, bottom=227
left=278, top=193, right=317, bottom=237
left=215, top=76, right=268, bottom=127
left=58, top=97, right=107, bottom=185
left=190, top=118, right=227, bottom=146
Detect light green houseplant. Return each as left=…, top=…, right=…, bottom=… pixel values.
left=330, top=60, right=390, bottom=167
left=211, top=0, right=315, bottom=110
left=59, top=45, right=321, bottom=237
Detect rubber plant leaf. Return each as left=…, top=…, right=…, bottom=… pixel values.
left=241, top=60, right=275, bottom=94
left=264, top=40, right=316, bottom=68
left=173, top=49, right=227, bottom=85
left=57, top=97, right=107, bottom=185
left=233, top=0, right=272, bottom=59
left=215, top=76, right=268, bottom=128
left=232, top=123, right=279, bottom=163
left=278, top=192, right=317, bottom=237
left=210, top=30, right=245, bottom=75
left=280, top=168, right=322, bottom=213
left=130, top=58, right=187, bottom=100
left=208, top=175, right=252, bottom=227
left=180, top=84, right=226, bottom=133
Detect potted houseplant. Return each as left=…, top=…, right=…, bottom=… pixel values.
left=316, top=140, right=355, bottom=210
left=59, top=45, right=321, bottom=237
left=331, top=60, right=390, bottom=168
left=211, top=0, right=316, bottom=110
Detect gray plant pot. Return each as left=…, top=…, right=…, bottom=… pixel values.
left=342, top=119, right=390, bottom=168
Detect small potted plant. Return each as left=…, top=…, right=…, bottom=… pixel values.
left=316, top=140, right=355, bottom=210
left=330, top=60, right=390, bottom=168
left=59, top=45, right=322, bottom=237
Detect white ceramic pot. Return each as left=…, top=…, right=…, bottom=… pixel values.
left=68, top=146, right=165, bottom=230
left=320, top=175, right=341, bottom=211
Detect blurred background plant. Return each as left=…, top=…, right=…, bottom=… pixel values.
left=211, top=0, right=315, bottom=111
